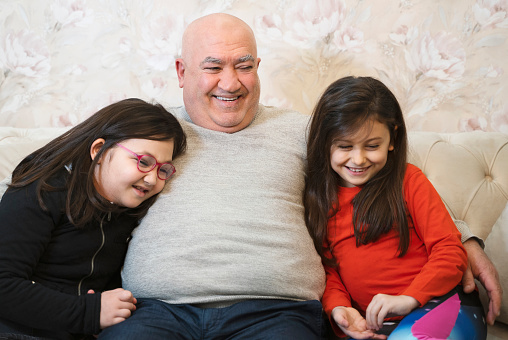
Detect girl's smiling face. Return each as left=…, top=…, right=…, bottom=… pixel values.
left=91, top=138, right=175, bottom=208
left=330, top=119, right=394, bottom=188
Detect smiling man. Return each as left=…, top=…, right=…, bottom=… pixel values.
left=98, top=13, right=327, bottom=340
left=176, top=15, right=261, bottom=133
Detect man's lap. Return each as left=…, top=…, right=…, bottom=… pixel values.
left=98, top=298, right=325, bottom=340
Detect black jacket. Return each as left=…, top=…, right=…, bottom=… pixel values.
left=0, top=174, right=138, bottom=337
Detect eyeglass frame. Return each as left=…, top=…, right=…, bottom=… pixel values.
left=116, top=143, right=176, bottom=181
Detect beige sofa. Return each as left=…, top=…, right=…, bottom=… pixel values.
left=0, top=127, right=507, bottom=338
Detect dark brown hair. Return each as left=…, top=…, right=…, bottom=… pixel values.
left=9, top=98, right=187, bottom=227
left=304, top=76, right=409, bottom=263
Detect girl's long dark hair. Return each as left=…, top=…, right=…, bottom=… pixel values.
left=9, top=98, right=187, bottom=227
left=304, top=76, right=409, bottom=263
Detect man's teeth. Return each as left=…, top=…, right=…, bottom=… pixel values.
left=216, top=96, right=239, bottom=101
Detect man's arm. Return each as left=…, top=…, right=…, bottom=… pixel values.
left=454, top=219, right=484, bottom=248
left=454, top=219, right=502, bottom=325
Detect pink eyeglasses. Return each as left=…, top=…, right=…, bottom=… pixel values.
left=116, top=143, right=176, bottom=180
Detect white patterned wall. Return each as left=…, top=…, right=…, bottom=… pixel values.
left=0, top=0, right=507, bottom=133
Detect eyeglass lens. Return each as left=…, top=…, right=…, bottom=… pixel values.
left=137, top=155, right=174, bottom=180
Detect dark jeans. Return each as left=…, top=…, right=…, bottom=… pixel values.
left=98, top=298, right=326, bottom=340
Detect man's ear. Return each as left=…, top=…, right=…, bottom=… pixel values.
left=90, top=138, right=106, bottom=162
left=175, top=58, right=185, bottom=88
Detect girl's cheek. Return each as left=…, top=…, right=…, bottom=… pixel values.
left=155, top=181, right=166, bottom=194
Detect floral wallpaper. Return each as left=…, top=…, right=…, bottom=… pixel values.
left=0, top=0, right=507, bottom=133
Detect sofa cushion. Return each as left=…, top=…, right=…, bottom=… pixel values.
left=0, top=127, right=69, bottom=180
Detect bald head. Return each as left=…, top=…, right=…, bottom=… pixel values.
left=175, top=13, right=261, bottom=133
left=181, top=13, right=257, bottom=61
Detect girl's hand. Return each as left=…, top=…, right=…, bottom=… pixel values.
left=365, top=294, right=419, bottom=330
left=97, top=288, right=137, bottom=329
left=331, top=306, right=387, bottom=339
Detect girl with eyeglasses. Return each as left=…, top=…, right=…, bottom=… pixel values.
left=0, top=98, right=186, bottom=339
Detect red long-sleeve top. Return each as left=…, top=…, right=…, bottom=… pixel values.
left=322, top=164, right=467, bottom=333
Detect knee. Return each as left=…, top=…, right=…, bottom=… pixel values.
left=97, top=322, right=131, bottom=339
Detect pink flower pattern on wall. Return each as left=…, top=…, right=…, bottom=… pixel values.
left=0, top=30, right=50, bottom=77
left=405, top=32, right=466, bottom=81
left=0, top=0, right=506, bottom=133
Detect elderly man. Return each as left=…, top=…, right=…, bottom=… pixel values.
left=99, top=13, right=502, bottom=339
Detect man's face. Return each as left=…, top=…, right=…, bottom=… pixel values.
left=176, top=24, right=261, bottom=133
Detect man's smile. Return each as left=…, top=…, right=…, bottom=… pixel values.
left=215, top=95, right=240, bottom=101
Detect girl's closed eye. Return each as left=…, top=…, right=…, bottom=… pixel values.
left=139, top=158, right=151, bottom=167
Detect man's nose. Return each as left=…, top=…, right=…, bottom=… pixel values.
left=218, top=67, right=241, bottom=92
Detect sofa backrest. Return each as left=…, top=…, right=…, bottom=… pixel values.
left=407, top=131, right=508, bottom=241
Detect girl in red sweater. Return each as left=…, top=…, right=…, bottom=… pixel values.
left=304, top=76, right=486, bottom=339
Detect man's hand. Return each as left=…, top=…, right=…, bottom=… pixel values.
left=365, top=294, right=419, bottom=330
left=331, top=306, right=387, bottom=340
left=462, top=239, right=502, bottom=325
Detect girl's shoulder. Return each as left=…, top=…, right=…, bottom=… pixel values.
left=46, top=167, right=71, bottom=186
left=2, top=169, right=69, bottom=220
left=406, top=163, right=421, bottom=174
left=30, top=168, right=70, bottom=205
left=405, top=163, right=425, bottom=181
left=404, top=163, right=436, bottom=195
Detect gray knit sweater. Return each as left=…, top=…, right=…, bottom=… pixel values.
left=121, top=105, right=326, bottom=306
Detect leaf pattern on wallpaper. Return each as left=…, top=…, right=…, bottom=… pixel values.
left=0, top=0, right=506, bottom=133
